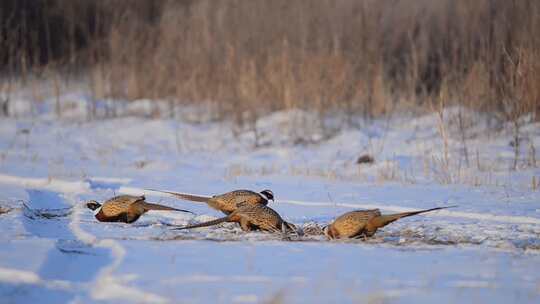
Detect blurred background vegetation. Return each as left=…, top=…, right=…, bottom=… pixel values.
left=1, top=0, right=539, bottom=124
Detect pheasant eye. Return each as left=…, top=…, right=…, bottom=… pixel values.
left=86, top=202, right=99, bottom=210
left=262, top=190, right=274, bottom=200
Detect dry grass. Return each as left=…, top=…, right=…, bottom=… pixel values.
left=0, top=205, right=12, bottom=215
left=1, top=0, right=539, bottom=124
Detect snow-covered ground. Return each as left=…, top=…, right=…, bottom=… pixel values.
left=1, top=93, right=539, bottom=303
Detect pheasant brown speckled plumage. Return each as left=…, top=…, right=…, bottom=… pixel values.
left=324, top=206, right=454, bottom=239
left=87, top=195, right=192, bottom=223
left=176, top=203, right=298, bottom=234
left=146, top=189, right=274, bottom=215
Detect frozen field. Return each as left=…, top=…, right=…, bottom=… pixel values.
left=1, top=95, right=540, bottom=303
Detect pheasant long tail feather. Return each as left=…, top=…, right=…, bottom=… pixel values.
left=371, top=206, right=456, bottom=228
left=142, top=202, right=194, bottom=214
left=145, top=189, right=211, bottom=203
left=174, top=216, right=231, bottom=230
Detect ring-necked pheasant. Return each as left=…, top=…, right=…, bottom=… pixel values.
left=323, top=206, right=455, bottom=239
left=175, top=202, right=299, bottom=234
left=86, top=195, right=193, bottom=223
left=145, top=188, right=274, bottom=215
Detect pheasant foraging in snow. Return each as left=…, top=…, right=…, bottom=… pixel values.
left=175, top=202, right=299, bottom=235
left=146, top=188, right=274, bottom=215
left=323, top=206, right=455, bottom=239
left=86, top=195, right=193, bottom=223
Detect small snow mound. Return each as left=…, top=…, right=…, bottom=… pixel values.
left=232, top=294, right=258, bottom=303
left=253, top=109, right=326, bottom=146
left=0, top=267, right=40, bottom=284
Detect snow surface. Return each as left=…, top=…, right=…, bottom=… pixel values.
left=1, top=95, right=540, bottom=303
